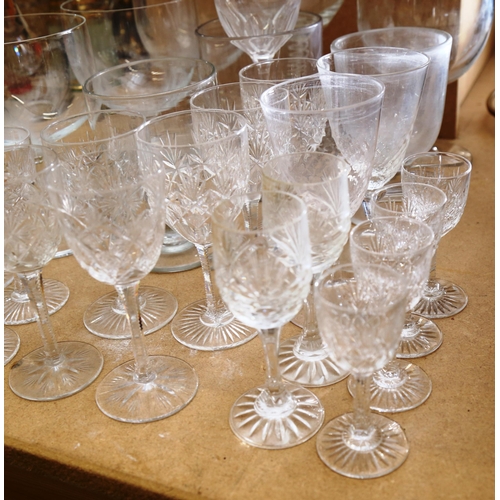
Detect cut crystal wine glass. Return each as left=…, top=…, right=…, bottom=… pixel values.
left=212, top=190, right=324, bottom=449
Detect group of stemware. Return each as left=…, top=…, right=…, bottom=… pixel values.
left=4, top=0, right=487, bottom=481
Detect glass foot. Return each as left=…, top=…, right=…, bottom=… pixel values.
left=171, top=299, right=258, bottom=351
left=413, top=278, right=468, bottom=319
left=9, top=341, right=104, bottom=401
left=152, top=241, right=201, bottom=273
left=84, top=286, right=178, bottom=339
left=278, top=336, right=349, bottom=387
left=4, top=327, right=20, bottom=365
left=95, top=355, right=198, bottom=423
left=229, top=382, right=324, bottom=449
left=4, top=278, right=70, bottom=325
left=396, top=313, right=442, bottom=358
left=348, top=362, right=432, bottom=413
left=316, top=412, right=409, bottom=479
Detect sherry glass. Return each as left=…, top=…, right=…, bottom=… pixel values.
left=262, top=152, right=351, bottom=387
left=349, top=216, right=435, bottom=412
left=315, top=263, right=409, bottom=478
left=45, top=148, right=198, bottom=423
left=136, top=109, right=258, bottom=351
left=5, top=145, right=104, bottom=401
left=401, top=152, right=472, bottom=318
left=212, top=191, right=324, bottom=449
left=370, top=183, right=447, bottom=357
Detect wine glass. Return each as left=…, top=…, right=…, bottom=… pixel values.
left=5, top=145, right=104, bottom=401
left=369, top=183, right=447, bottom=357
left=136, top=109, right=258, bottom=351
left=214, top=0, right=301, bottom=62
left=212, top=191, right=324, bottom=449
left=315, top=263, right=409, bottom=478
left=401, top=151, right=472, bottom=318
left=262, top=152, right=351, bottom=387
left=349, top=216, right=435, bottom=412
left=330, top=27, right=453, bottom=157
left=45, top=147, right=198, bottom=423
left=40, top=110, right=178, bottom=340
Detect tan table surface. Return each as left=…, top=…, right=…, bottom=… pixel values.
left=5, top=57, right=495, bottom=500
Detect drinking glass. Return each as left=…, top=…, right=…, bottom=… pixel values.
left=315, top=263, right=409, bottom=478
left=401, top=152, right=472, bottom=318
left=262, top=152, right=351, bottom=387
left=349, top=216, right=435, bottom=412
left=370, top=183, right=447, bottom=357
left=5, top=145, right=104, bottom=401
left=45, top=148, right=198, bottom=423
left=137, top=109, right=258, bottom=351
left=331, top=27, right=452, bottom=156
left=212, top=191, right=324, bottom=449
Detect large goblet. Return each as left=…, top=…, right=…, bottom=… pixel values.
left=370, top=183, right=447, bottom=357
left=5, top=145, right=104, bottom=401
left=349, top=216, right=435, bottom=412
left=315, top=263, right=409, bottom=478
left=137, top=109, right=258, bottom=351
left=41, top=110, right=178, bottom=339
left=45, top=148, right=198, bottom=423
left=331, top=27, right=452, bottom=157
left=262, top=152, right=351, bottom=387
left=401, top=152, right=472, bottom=318
left=212, top=191, right=324, bottom=449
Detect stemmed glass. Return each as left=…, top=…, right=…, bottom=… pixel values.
left=262, top=152, right=351, bottom=387
left=401, top=152, right=472, bottom=318
left=45, top=147, right=198, bottom=423
left=212, top=191, right=324, bottom=449
left=41, top=110, right=178, bottom=340
left=136, top=109, right=258, bottom=351
left=349, top=216, right=435, bottom=413
left=370, top=183, right=447, bottom=357
left=315, top=263, right=409, bottom=478
left=5, top=145, right=104, bottom=401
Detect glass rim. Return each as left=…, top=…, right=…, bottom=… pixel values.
left=402, top=151, right=472, bottom=178
left=371, top=182, right=448, bottom=207
left=239, top=57, right=319, bottom=83
left=61, top=0, right=183, bottom=14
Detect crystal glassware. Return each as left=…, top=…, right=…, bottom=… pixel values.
left=212, top=190, right=324, bottom=449
left=45, top=147, right=198, bottom=423
left=5, top=145, right=104, bottom=401
left=262, top=152, right=351, bottom=387
left=137, top=109, right=258, bottom=351
left=349, top=216, right=435, bottom=412
left=401, top=151, right=472, bottom=318
left=370, top=183, right=447, bottom=357
left=315, top=263, right=409, bottom=478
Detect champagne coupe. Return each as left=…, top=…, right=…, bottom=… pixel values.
left=370, top=183, right=447, bottom=357
left=262, top=152, right=351, bottom=387
left=212, top=191, right=324, bottom=449
left=349, top=216, right=435, bottom=412
left=45, top=148, right=198, bottom=423
left=136, top=109, right=258, bottom=351
left=41, top=110, right=178, bottom=339
left=315, top=263, right=409, bottom=478
left=5, top=145, right=104, bottom=401
left=401, top=152, right=472, bottom=318
left=214, top=0, right=301, bottom=62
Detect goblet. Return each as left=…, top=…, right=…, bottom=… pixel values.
left=262, top=152, right=351, bottom=387
left=212, top=191, right=324, bottom=449
left=370, top=183, right=447, bottom=357
left=5, top=145, right=104, bottom=401
left=137, top=109, right=258, bottom=351
left=45, top=148, right=198, bottom=423
left=401, top=152, right=472, bottom=318
left=315, top=263, right=409, bottom=478
left=349, top=216, right=435, bottom=412
left=40, top=110, right=178, bottom=339
left=331, top=27, right=452, bottom=156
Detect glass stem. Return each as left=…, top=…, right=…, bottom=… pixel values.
left=424, top=250, right=443, bottom=297
left=362, top=193, right=373, bottom=219
left=260, top=327, right=286, bottom=397
left=115, top=281, right=152, bottom=383
left=296, top=275, right=325, bottom=353
left=11, top=276, right=29, bottom=302
left=19, top=270, right=60, bottom=361
left=195, top=243, right=220, bottom=316
left=352, top=374, right=373, bottom=433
